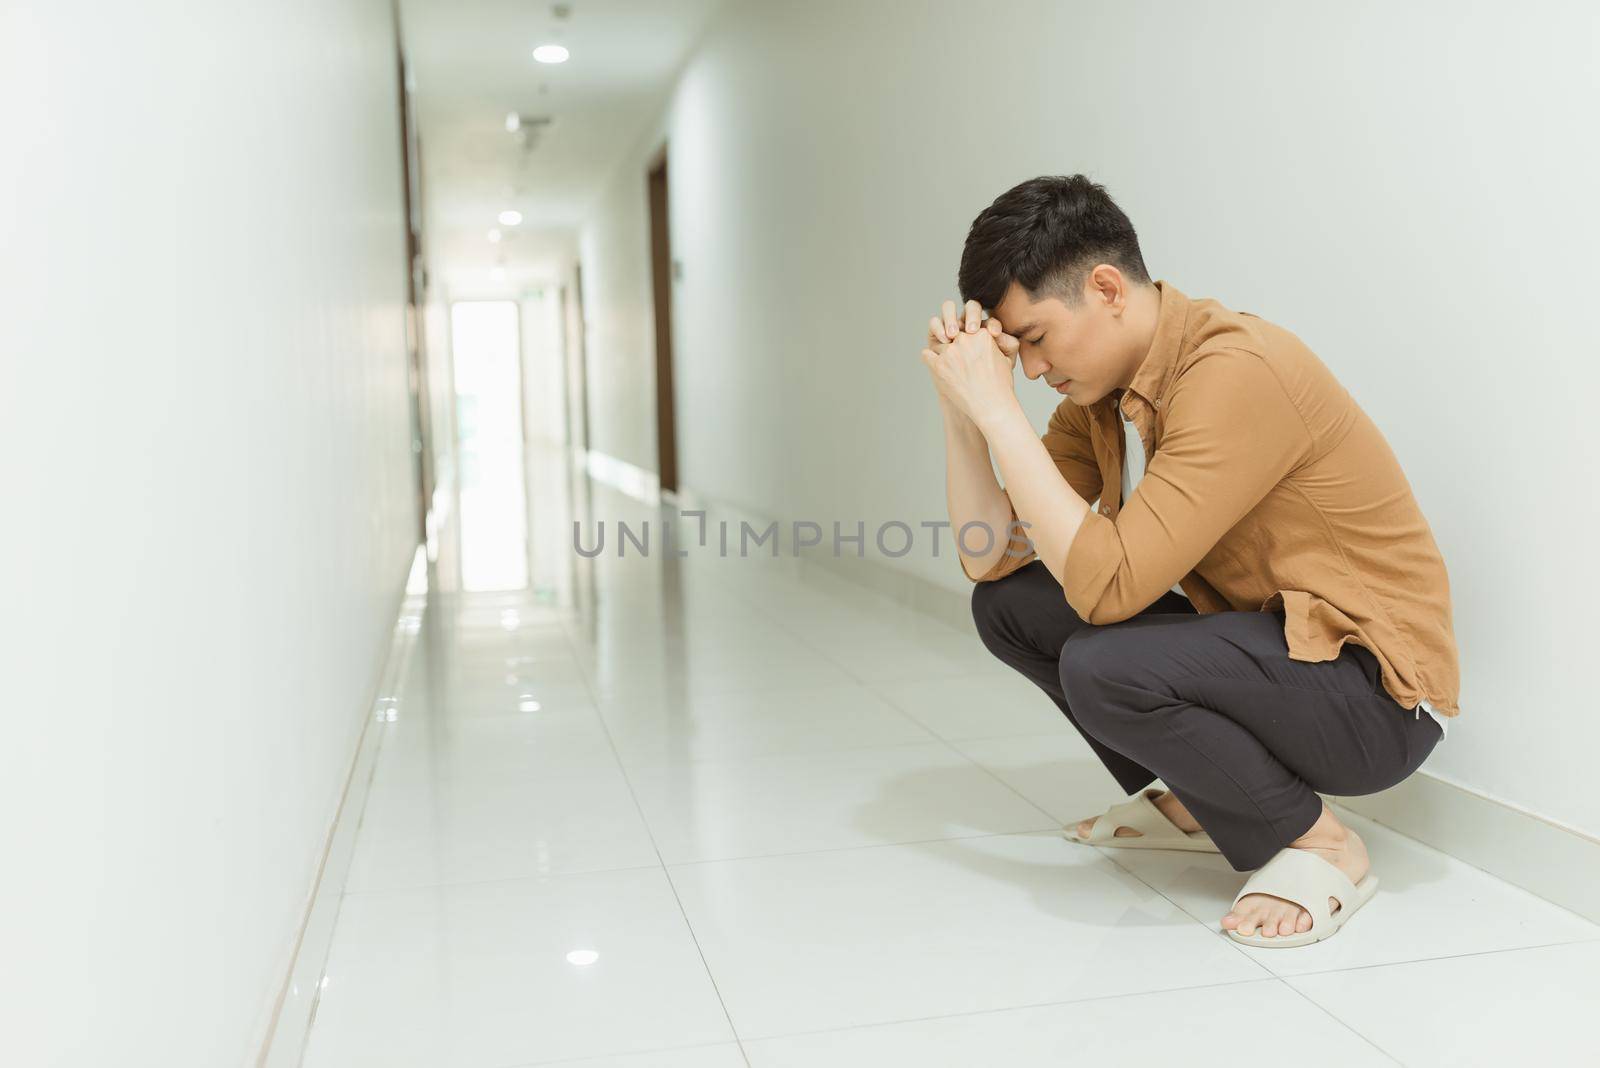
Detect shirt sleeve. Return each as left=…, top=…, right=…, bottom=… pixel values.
left=1059, top=350, right=1312, bottom=621
left=965, top=401, right=1106, bottom=583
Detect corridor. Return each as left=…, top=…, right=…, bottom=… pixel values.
left=8, top=2, right=1600, bottom=1065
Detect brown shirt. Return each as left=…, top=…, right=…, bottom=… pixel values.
left=970, top=280, right=1461, bottom=719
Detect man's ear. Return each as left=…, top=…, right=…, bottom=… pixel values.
left=1088, top=264, right=1126, bottom=310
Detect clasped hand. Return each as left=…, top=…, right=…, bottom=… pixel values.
left=920, top=298, right=1022, bottom=431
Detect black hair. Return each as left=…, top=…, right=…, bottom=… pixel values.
left=957, top=175, right=1151, bottom=310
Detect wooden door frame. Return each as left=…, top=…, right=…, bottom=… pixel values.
left=646, top=145, right=679, bottom=495
left=394, top=14, right=433, bottom=542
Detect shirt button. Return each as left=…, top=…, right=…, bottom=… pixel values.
left=1100, top=505, right=1111, bottom=516
left=1154, top=398, right=1163, bottom=409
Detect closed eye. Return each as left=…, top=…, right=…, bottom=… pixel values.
left=1026, top=334, right=1044, bottom=345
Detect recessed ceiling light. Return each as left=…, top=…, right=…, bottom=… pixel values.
left=532, top=44, right=569, bottom=64
left=505, top=112, right=521, bottom=133
left=487, top=228, right=502, bottom=243
left=497, top=210, right=522, bottom=226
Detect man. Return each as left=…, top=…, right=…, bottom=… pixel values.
left=920, top=174, right=1459, bottom=948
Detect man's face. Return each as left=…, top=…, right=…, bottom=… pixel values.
left=990, top=277, right=1127, bottom=407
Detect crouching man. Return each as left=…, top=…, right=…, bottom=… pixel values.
left=921, top=174, right=1459, bottom=948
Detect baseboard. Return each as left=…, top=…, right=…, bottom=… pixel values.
left=253, top=545, right=430, bottom=1067
left=1328, top=775, right=1600, bottom=925
left=581, top=449, right=1600, bottom=926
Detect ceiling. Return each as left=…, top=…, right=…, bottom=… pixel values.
left=398, top=0, right=725, bottom=297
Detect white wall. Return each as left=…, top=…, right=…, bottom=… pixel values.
left=521, top=287, right=570, bottom=445
left=579, top=0, right=1600, bottom=838
left=579, top=172, right=658, bottom=472
left=0, top=2, right=419, bottom=1065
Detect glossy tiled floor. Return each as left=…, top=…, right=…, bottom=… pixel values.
left=299, top=468, right=1600, bottom=1067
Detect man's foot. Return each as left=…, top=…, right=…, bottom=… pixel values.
left=1220, top=803, right=1370, bottom=938
left=1074, top=788, right=1202, bottom=840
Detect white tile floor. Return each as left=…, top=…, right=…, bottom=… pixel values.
left=299, top=476, right=1600, bottom=1067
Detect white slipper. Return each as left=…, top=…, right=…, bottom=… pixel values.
left=1062, top=788, right=1221, bottom=853
left=1225, top=847, right=1379, bottom=949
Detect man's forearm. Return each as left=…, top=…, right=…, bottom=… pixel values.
left=977, top=405, right=1091, bottom=587
left=941, top=400, right=1013, bottom=580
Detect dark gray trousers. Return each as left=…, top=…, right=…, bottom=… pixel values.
left=971, top=561, right=1442, bottom=871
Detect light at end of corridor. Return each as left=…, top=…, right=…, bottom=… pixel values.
left=497, top=209, right=523, bottom=227
left=533, top=44, right=570, bottom=64
left=487, top=228, right=502, bottom=243
left=504, top=112, right=521, bottom=133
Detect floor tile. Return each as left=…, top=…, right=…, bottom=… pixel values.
left=539, top=1043, right=749, bottom=1067
left=600, top=682, right=934, bottom=766
left=373, top=703, right=617, bottom=785
left=872, top=673, right=1073, bottom=740
left=302, top=869, right=735, bottom=1067
left=628, top=741, right=1055, bottom=863
left=432, top=654, right=592, bottom=691
left=797, top=633, right=997, bottom=684
left=950, top=732, right=1134, bottom=824
left=668, top=831, right=1268, bottom=1038
left=425, top=678, right=601, bottom=718
left=589, top=647, right=857, bottom=700
left=346, top=751, right=659, bottom=891
left=1288, top=939, right=1600, bottom=1066
left=743, top=978, right=1390, bottom=1066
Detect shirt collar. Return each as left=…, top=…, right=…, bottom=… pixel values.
left=1110, top=279, right=1189, bottom=419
